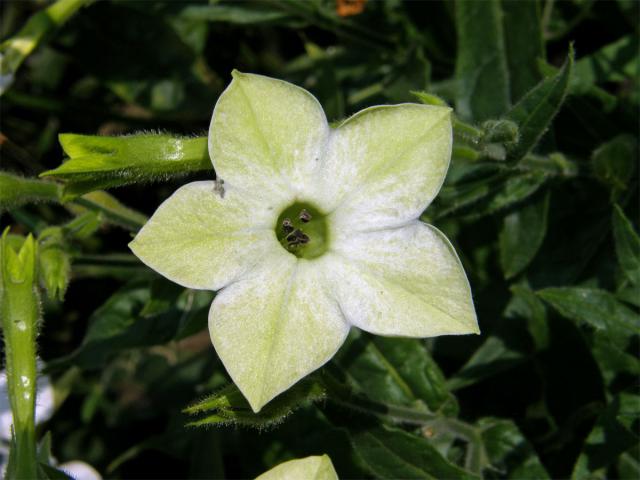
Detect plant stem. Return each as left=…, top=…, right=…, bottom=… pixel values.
left=0, top=233, right=40, bottom=479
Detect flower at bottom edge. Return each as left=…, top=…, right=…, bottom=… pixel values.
left=129, top=71, right=479, bottom=413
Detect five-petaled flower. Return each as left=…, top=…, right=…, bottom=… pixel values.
left=129, top=71, right=479, bottom=412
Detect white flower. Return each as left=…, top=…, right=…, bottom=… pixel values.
left=255, top=454, right=337, bottom=480
left=130, top=71, right=479, bottom=412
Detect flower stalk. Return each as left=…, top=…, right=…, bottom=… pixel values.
left=0, top=231, right=40, bottom=479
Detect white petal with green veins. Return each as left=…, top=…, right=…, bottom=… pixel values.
left=320, top=104, right=452, bottom=231
left=255, top=455, right=338, bottom=480
left=209, top=255, right=349, bottom=412
left=209, top=70, right=329, bottom=201
left=328, top=221, right=478, bottom=336
left=129, top=181, right=284, bottom=291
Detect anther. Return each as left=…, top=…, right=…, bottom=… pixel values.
left=299, top=209, right=312, bottom=223
left=286, top=229, right=310, bottom=246
left=282, top=218, right=294, bottom=234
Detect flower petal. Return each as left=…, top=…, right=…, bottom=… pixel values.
left=256, top=455, right=338, bottom=480
left=129, top=181, right=283, bottom=291
left=209, top=255, right=348, bottom=412
left=329, top=221, right=478, bottom=336
left=320, top=104, right=452, bottom=231
left=209, top=71, right=329, bottom=200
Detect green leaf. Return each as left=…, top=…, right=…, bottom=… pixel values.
left=38, top=463, right=74, bottom=480
left=617, top=285, right=640, bottom=308
left=185, top=379, right=326, bottom=428
left=508, top=285, right=550, bottom=351
left=499, top=191, right=550, bottom=278
left=591, top=329, right=640, bottom=387
left=454, top=0, right=510, bottom=121
left=572, top=393, right=640, bottom=479
left=613, top=204, right=640, bottom=286
left=139, top=277, right=185, bottom=318
left=49, top=281, right=212, bottom=370
left=41, top=134, right=210, bottom=198
left=434, top=165, right=549, bottom=221
left=505, top=47, right=574, bottom=162
left=71, top=191, right=148, bottom=231
left=592, top=135, right=637, bottom=194
left=36, top=432, right=54, bottom=465
left=454, top=0, right=545, bottom=121
left=618, top=447, right=640, bottom=480
left=537, top=287, right=640, bottom=335
left=0, top=172, right=61, bottom=210
left=350, top=424, right=480, bottom=480
left=572, top=35, right=639, bottom=103
left=447, top=336, right=526, bottom=391
left=333, top=332, right=457, bottom=416
left=502, top=0, right=545, bottom=102
left=466, top=172, right=548, bottom=220
left=478, top=418, right=550, bottom=479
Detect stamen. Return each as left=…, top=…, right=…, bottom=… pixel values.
left=299, top=209, right=312, bottom=223
left=286, top=229, right=310, bottom=247
left=282, top=218, right=294, bottom=233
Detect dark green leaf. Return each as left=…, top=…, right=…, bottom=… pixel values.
left=139, top=277, right=185, bottom=318
left=537, top=287, right=640, bottom=335
left=454, top=0, right=510, bottom=121
left=573, top=35, right=639, bottom=91
left=466, top=172, right=548, bottom=220
left=591, top=330, right=640, bottom=386
left=508, top=285, right=550, bottom=351
left=617, top=285, right=640, bottom=308
left=572, top=393, right=640, bottom=479
left=505, top=48, right=574, bottom=162
left=70, top=191, right=148, bottom=231
left=49, top=281, right=213, bottom=370
left=478, top=418, right=550, bottom=479
left=38, top=463, right=74, bottom=480
left=613, top=204, right=640, bottom=286
left=592, top=136, right=637, bottom=194
left=499, top=191, right=550, bottom=279
left=502, top=0, right=545, bottom=102
left=351, top=424, right=480, bottom=480
left=332, top=331, right=457, bottom=416
left=447, top=336, right=526, bottom=391
left=617, top=447, right=640, bottom=480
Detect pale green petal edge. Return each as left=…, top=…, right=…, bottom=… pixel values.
left=321, top=103, right=453, bottom=230
left=337, top=103, right=452, bottom=209
left=255, top=455, right=338, bottom=480
left=129, top=181, right=277, bottom=291
left=208, top=255, right=349, bottom=412
left=329, top=221, right=479, bottom=337
left=208, top=70, right=329, bottom=198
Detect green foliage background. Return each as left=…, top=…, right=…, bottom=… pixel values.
left=1, top=0, right=639, bottom=478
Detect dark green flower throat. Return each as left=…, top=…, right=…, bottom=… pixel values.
left=275, top=202, right=328, bottom=259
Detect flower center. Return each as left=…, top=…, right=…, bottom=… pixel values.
left=275, top=202, right=329, bottom=259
